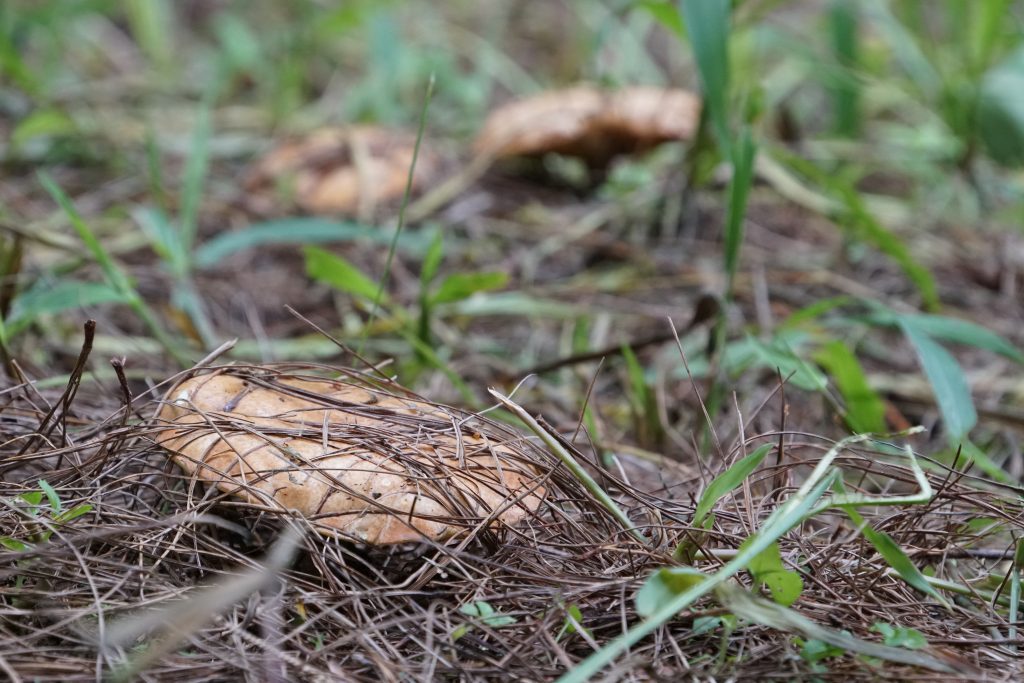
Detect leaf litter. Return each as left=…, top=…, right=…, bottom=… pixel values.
left=0, top=350, right=1022, bottom=681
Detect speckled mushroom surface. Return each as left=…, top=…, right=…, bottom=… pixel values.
left=154, top=368, right=547, bottom=545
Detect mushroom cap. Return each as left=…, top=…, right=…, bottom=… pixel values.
left=245, top=126, right=437, bottom=215
left=474, top=85, right=701, bottom=166
left=155, top=371, right=546, bottom=545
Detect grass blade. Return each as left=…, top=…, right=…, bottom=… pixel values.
left=724, top=127, right=757, bottom=297
left=693, top=443, right=772, bottom=528
left=679, top=0, right=731, bottom=151
left=194, top=219, right=429, bottom=268
left=898, top=319, right=977, bottom=441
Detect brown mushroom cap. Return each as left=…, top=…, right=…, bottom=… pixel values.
left=154, top=371, right=546, bottom=545
left=245, top=126, right=437, bottom=215
left=473, top=85, right=702, bottom=166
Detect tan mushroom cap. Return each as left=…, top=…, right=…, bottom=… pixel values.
left=473, top=85, right=702, bottom=165
left=245, top=126, right=437, bottom=215
left=155, top=372, right=546, bottom=545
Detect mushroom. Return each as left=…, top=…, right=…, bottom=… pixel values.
left=154, top=369, right=546, bottom=545
left=474, top=85, right=702, bottom=166
left=245, top=126, right=438, bottom=216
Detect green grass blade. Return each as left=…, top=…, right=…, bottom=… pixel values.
left=814, top=340, right=886, bottom=433
left=5, top=279, right=131, bottom=338
left=359, top=74, right=435, bottom=355
left=724, top=127, right=757, bottom=297
left=124, top=0, right=175, bottom=72
left=774, top=150, right=939, bottom=310
left=839, top=480, right=950, bottom=608
left=827, top=0, right=861, bottom=136
left=178, top=102, right=212, bottom=254
left=39, top=172, right=134, bottom=294
left=430, top=272, right=508, bottom=305
left=194, top=218, right=429, bottom=268
left=898, top=319, right=977, bottom=441
left=900, top=314, right=1024, bottom=364
left=679, top=0, right=731, bottom=152
left=557, top=469, right=839, bottom=683
left=38, top=172, right=190, bottom=365
left=693, top=443, right=772, bottom=528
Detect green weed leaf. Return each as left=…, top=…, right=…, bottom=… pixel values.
left=458, top=601, right=517, bottom=629
left=12, top=109, right=76, bottom=147
left=814, top=340, right=886, bottom=433
left=743, top=539, right=803, bottom=606
left=194, top=219, right=428, bottom=269
left=692, top=444, right=772, bottom=528
left=871, top=622, right=928, bottom=649
left=431, top=272, right=507, bottom=305
left=304, top=246, right=383, bottom=302
left=0, top=537, right=30, bottom=552
left=635, top=567, right=707, bottom=618
left=420, top=229, right=445, bottom=287
left=54, top=504, right=93, bottom=525
left=38, top=480, right=61, bottom=515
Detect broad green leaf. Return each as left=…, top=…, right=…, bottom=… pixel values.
left=304, top=246, right=383, bottom=302
left=871, top=622, right=928, bottom=649
left=195, top=219, right=429, bottom=268
left=559, top=604, right=589, bottom=638
left=635, top=567, right=707, bottom=618
left=19, top=491, right=43, bottom=508
left=124, top=0, right=175, bottom=70
left=761, top=567, right=803, bottom=607
left=899, top=320, right=977, bottom=440
left=743, top=539, right=803, bottom=606
left=693, top=444, right=772, bottom=528
left=212, top=13, right=263, bottom=72
left=814, top=340, right=886, bottom=433
left=692, top=615, right=721, bottom=636
left=38, top=480, right=61, bottom=515
left=430, top=272, right=508, bottom=305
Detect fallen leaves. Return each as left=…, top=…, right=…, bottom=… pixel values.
left=154, top=369, right=546, bottom=545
